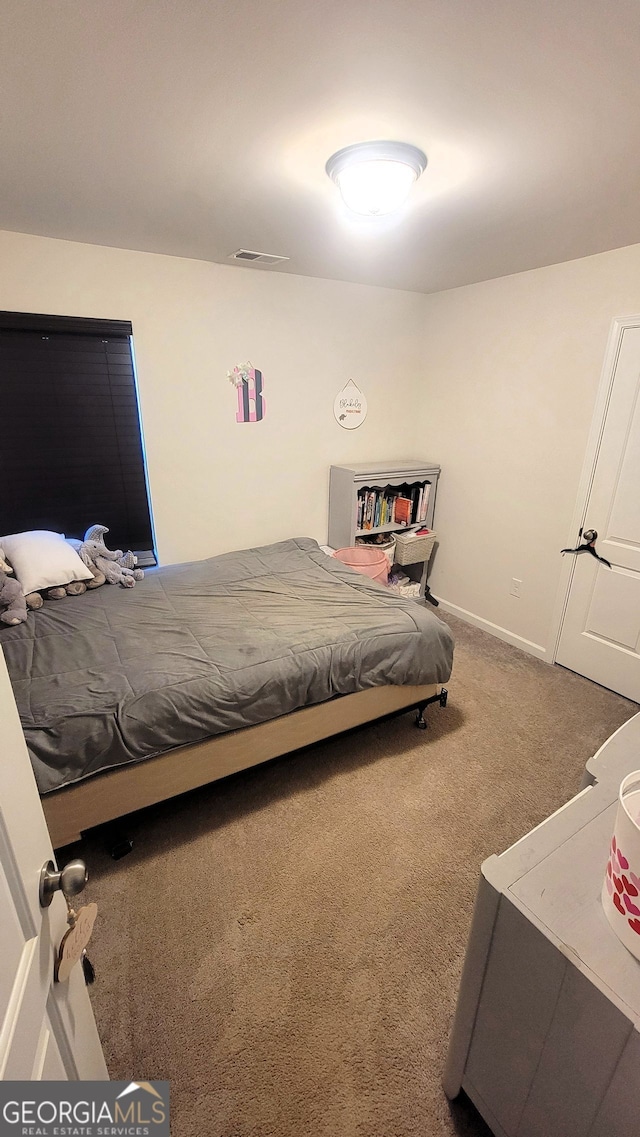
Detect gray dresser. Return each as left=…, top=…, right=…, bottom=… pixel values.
left=444, top=712, right=640, bottom=1137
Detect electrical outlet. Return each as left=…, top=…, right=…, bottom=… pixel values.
left=510, top=578, right=522, bottom=598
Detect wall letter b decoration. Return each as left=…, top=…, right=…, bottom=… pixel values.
left=236, top=368, right=266, bottom=422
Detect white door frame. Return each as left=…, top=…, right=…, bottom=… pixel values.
left=549, top=312, right=640, bottom=665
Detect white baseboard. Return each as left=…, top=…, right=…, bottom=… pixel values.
left=434, top=597, right=549, bottom=662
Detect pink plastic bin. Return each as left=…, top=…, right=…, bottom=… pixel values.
left=333, top=546, right=389, bottom=584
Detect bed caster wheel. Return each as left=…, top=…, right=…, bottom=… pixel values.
left=415, top=711, right=428, bottom=730
left=439, top=687, right=448, bottom=708
left=110, top=837, right=133, bottom=860
left=102, top=822, right=134, bottom=860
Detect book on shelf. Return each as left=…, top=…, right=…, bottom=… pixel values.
left=393, top=497, right=412, bottom=525
left=417, top=482, right=430, bottom=523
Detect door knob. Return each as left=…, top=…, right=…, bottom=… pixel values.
left=39, top=858, right=88, bottom=908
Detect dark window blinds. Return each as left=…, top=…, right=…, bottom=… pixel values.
left=0, top=313, right=155, bottom=562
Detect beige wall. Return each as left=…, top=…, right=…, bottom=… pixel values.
left=4, top=227, right=640, bottom=661
left=0, top=229, right=426, bottom=565
left=419, top=242, right=640, bottom=656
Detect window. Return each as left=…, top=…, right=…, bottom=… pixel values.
left=0, top=311, right=155, bottom=564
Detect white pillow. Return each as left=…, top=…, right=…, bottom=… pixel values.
left=0, top=530, right=92, bottom=595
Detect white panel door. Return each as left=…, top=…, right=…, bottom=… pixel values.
left=0, top=647, right=108, bottom=1081
left=556, top=325, right=640, bottom=701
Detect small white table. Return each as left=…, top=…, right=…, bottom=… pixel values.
left=444, top=712, right=640, bottom=1137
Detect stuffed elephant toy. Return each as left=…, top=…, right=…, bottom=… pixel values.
left=65, top=538, right=106, bottom=591
left=78, top=525, right=144, bottom=588
left=0, top=548, right=28, bottom=625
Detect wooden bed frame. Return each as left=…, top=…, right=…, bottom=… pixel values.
left=42, top=682, right=443, bottom=847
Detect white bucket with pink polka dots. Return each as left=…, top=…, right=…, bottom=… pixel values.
left=602, top=770, right=640, bottom=962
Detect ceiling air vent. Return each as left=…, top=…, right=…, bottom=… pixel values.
left=229, top=249, right=290, bottom=266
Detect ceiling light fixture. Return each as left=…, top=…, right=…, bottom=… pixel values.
left=325, top=140, right=427, bottom=217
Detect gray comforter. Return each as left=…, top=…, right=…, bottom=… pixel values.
left=1, top=537, right=454, bottom=793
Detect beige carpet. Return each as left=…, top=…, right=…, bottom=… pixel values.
left=79, top=612, right=637, bottom=1137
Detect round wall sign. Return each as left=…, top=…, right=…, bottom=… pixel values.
left=334, top=380, right=367, bottom=429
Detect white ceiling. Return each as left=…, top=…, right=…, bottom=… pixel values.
left=2, top=0, right=640, bottom=294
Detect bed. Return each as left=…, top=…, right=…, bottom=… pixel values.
left=0, top=537, right=454, bottom=847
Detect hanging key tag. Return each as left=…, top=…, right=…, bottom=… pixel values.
left=55, top=898, right=98, bottom=983
left=81, top=949, right=96, bottom=985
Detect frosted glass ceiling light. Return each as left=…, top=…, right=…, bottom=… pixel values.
left=325, top=141, right=427, bottom=217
